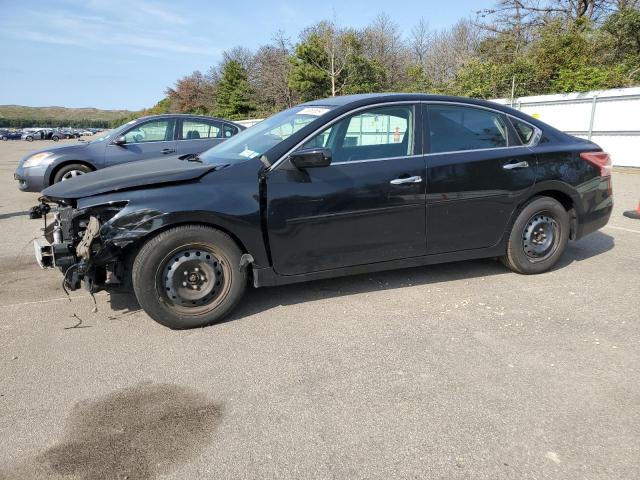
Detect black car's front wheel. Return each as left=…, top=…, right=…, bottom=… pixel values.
left=132, top=225, right=247, bottom=329
left=501, top=196, right=570, bottom=274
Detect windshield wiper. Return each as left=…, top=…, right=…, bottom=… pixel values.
left=178, top=153, right=202, bottom=163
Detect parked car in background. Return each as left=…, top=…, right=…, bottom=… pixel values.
left=1, top=130, right=23, bottom=141
left=14, top=114, right=244, bottom=191
left=30, top=93, right=613, bottom=329
left=51, top=130, right=71, bottom=141
left=21, top=130, right=47, bottom=141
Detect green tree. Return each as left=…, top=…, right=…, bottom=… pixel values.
left=602, top=8, right=640, bottom=59
left=289, top=23, right=387, bottom=101
left=214, top=60, right=256, bottom=120
left=401, top=64, right=432, bottom=93
left=288, top=32, right=332, bottom=101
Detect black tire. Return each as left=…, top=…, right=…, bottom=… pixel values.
left=52, top=135, right=60, bottom=142
left=25, top=136, right=33, bottom=142
left=1, top=136, right=7, bottom=141
left=52, top=163, right=92, bottom=183
left=501, top=196, right=570, bottom=274
left=132, top=225, right=247, bottom=329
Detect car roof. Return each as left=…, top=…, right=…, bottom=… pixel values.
left=301, top=92, right=521, bottom=115
left=299, top=92, right=566, bottom=137
left=134, top=113, right=244, bottom=127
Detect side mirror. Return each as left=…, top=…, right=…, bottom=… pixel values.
left=289, top=148, right=332, bottom=169
left=113, top=135, right=127, bottom=146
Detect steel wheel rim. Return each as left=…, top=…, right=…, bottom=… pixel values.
left=61, top=170, right=85, bottom=181
left=522, top=212, right=560, bottom=262
left=158, top=245, right=232, bottom=316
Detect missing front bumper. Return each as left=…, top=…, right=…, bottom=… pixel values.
left=33, top=238, right=76, bottom=269
left=34, top=239, right=54, bottom=268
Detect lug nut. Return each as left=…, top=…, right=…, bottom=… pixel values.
left=182, top=282, right=187, bottom=287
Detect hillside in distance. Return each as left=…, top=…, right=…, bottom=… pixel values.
left=0, top=105, right=133, bottom=128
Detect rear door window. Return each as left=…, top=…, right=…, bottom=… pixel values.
left=181, top=120, right=223, bottom=140
left=427, top=105, right=508, bottom=153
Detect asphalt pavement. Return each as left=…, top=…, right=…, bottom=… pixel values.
left=0, top=137, right=638, bottom=479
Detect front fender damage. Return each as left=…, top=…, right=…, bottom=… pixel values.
left=72, top=209, right=168, bottom=292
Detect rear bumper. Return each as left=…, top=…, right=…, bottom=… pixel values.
left=576, top=196, right=613, bottom=240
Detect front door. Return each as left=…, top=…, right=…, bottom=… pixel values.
left=424, top=103, right=537, bottom=254
left=106, top=118, right=177, bottom=167
left=267, top=104, right=427, bottom=276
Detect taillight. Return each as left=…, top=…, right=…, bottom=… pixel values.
left=580, top=152, right=612, bottom=177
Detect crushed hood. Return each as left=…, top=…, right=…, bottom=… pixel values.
left=42, top=157, right=223, bottom=200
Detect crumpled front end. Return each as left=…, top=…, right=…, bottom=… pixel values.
left=31, top=198, right=139, bottom=292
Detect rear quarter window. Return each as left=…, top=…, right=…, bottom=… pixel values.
left=511, top=118, right=535, bottom=144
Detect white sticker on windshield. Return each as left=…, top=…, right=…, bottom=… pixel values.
left=298, top=107, right=330, bottom=116
left=239, top=147, right=259, bottom=158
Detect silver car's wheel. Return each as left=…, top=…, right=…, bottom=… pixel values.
left=61, top=169, right=85, bottom=181
left=52, top=163, right=93, bottom=184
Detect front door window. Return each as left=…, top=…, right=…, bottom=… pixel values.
left=124, top=120, right=173, bottom=144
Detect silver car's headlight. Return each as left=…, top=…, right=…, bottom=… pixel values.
left=23, top=152, right=55, bottom=168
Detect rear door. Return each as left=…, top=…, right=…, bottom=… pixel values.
left=266, top=103, right=427, bottom=275
left=176, top=118, right=227, bottom=155
left=106, top=118, right=177, bottom=167
left=424, top=103, right=537, bottom=254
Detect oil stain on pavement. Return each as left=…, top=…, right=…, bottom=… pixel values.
left=3, top=383, right=223, bottom=479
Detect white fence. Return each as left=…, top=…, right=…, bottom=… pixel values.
left=492, top=87, right=640, bottom=167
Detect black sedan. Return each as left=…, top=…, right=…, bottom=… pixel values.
left=31, top=93, right=613, bottom=329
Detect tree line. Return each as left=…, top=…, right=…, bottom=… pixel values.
left=130, top=0, right=640, bottom=122
left=0, top=118, right=113, bottom=128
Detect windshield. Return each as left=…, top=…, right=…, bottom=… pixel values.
left=94, top=128, right=117, bottom=142
left=93, top=119, right=138, bottom=142
left=199, top=105, right=333, bottom=164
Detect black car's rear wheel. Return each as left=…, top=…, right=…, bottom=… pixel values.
left=132, top=225, right=247, bottom=329
left=501, top=196, right=570, bottom=274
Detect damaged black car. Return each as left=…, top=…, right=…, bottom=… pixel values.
left=31, top=94, right=613, bottom=329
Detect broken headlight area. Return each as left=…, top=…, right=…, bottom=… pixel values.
left=100, top=208, right=166, bottom=247
left=31, top=200, right=129, bottom=291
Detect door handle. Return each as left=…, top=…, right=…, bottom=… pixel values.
left=503, top=161, right=529, bottom=170
left=390, top=175, right=422, bottom=185
left=161, top=148, right=176, bottom=154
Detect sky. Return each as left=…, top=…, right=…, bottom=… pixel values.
left=0, top=0, right=492, bottom=110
